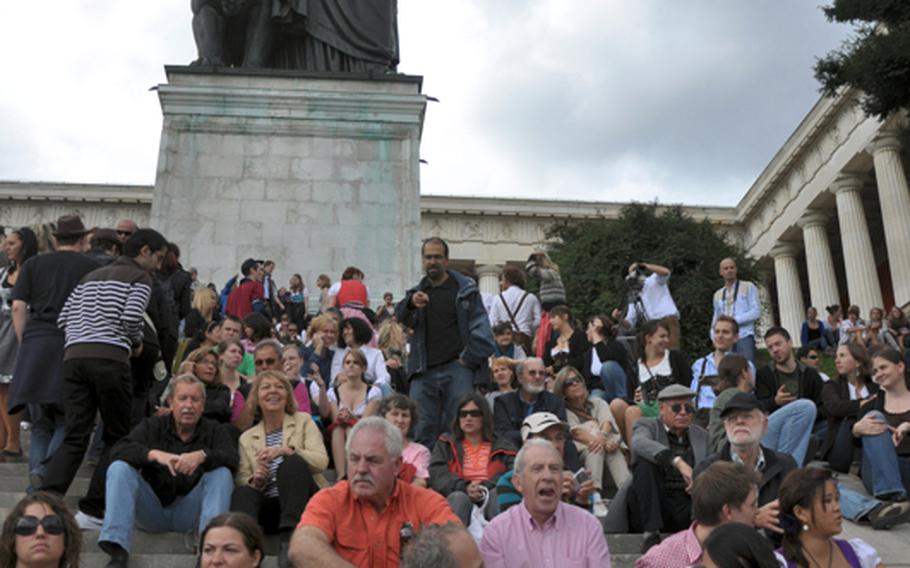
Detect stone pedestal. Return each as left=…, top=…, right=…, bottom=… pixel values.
left=150, top=67, right=426, bottom=300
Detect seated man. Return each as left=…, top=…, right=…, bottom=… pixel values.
left=629, top=385, right=711, bottom=553
left=290, top=417, right=459, bottom=568
left=638, top=461, right=761, bottom=568
left=494, top=358, right=567, bottom=448
left=690, top=315, right=756, bottom=419
left=401, top=522, right=483, bottom=568
left=494, top=412, right=593, bottom=515
left=480, top=439, right=610, bottom=567
left=98, top=375, right=238, bottom=567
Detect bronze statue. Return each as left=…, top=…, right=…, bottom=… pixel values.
left=191, top=0, right=399, bottom=72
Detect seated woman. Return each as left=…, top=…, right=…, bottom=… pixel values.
left=186, top=287, right=219, bottom=341
left=865, top=307, right=887, bottom=349
left=301, top=315, right=338, bottom=388
left=581, top=314, right=633, bottom=403
left=543, top=305, right=590, bottom=376
left=184, top=320, right=223, bottom=363
left=702, top=522, right=783, bottom=568
left=778, top=467, right=883, bottom=568
left=281, top=273, right=309, bottom=330
left=199, top=512, right=265, bottom=568
left=853, top=346, right=910, bottom=503
left=491, top=322, right=527, bottom=360
left=884, top=306, right=910, bottom=351
left=0, top=492, right=80, bottom=568
left=429, top=392, right=515, bottom=527
left=839, top=305, right=866, bottom=345
left=218, top=339, right=250, bottom=425
left=822, top=342, right=878, bottom=472
left=610, top=319, right=692, bottom=446
left=378, top=394, right=430, bottom=487
left=485, top=356, right=517, bottom=411
left=330, top=318, right=390, bottom=394
left=280, top=344, right=313, bottom=416
left=553, top=366, right=630, bottom=496
left=328, top=349, right=382, bottom=480
left=377, top=320, right=409, bottom=394
left=242, top=313, right=273, bottom=353
left=232, top=371, right=328, bottom=565
left=176, top=348, right=232, bottom=424
left=801, top=306, right=836, bottom=351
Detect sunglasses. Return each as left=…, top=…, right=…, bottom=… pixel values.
left=669, top=403, right=696, bottom=415
left=563, top=377, right=583, bottom=386
left=805, top=354, right=819, bottom=360
left=14, top=515, right=65, bottom=536
left=459, top=409, right=483, bottom=418
left=255, top=357, right=277, bottom=367
left=116, top=230, right=133, bottom=237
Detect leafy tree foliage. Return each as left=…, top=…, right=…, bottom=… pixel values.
left=814, top=0, right=910, bottom=120
left=545, top=202, right=759, bottom=358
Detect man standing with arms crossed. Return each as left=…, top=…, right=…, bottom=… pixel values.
left=711, top=258, right=761, bottom=363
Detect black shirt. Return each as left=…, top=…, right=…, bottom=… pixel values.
left=12, top=252, right=99, bottom=323
left=665, top=429, right=694, bottom=493
left=424, top=275, right=463, bottom=368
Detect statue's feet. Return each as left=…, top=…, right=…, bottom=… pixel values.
left=190, top=57, right=226, bottom=67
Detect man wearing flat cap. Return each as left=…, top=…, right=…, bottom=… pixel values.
left=629, top=384, right=711, bottom=554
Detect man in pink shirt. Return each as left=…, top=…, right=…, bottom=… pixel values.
left=635, top=461, right=760, bottom=568
left=480, top=438, right=610, bottom=568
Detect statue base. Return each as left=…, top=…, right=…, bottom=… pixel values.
left=150, top=66, right=426, bottom=299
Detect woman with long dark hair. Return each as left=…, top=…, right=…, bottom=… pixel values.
left=821, top=342, right=878, bottom=472
left=0, top=227, right=38, bottom=456
left=199, top=512, right=265, bottom=568
left=543, top=305, right=589, bottom=376
left=0, top=491, right=81, bottom=568
left=580, top=314, right=633, bottom=403
left=280, top=274, right=308, bottom=329
left=330, top=317, right=390, bottom=393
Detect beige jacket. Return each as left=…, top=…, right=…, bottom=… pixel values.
left=237, top=412, right=329, bottom=488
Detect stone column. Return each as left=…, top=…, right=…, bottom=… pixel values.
left=869, top=133, right=910, bottom=307
left=797, top=210, right=840, bottom=310
left=771, top=243, right=806, bottom=344
left=757, top=282, right=776, bottom=348
left=832, top=175, right=883, bottom=312
left=476, top=264, right=502, bottom=297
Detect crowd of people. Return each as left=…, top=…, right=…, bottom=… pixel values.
left=0, top=215, right=908, bottom=568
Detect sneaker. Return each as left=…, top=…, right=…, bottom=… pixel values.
left=75, top=511, right=104, bottom=531
left=869, top=500, right=910, bottom=530
left=592, top=499, right=609, bottom=518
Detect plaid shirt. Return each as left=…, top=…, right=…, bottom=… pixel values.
left=635, top=523, right=702, bottom=568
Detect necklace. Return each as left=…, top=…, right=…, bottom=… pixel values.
left=803, top=539, right=834, bottom=568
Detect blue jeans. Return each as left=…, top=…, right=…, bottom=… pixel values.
left=764, top=399, right=816, bottom=466
left=591, top=361, right=627, bottom=403
left=410, top=359, right=475, bottom=448
left=99, top=460, right=233, bottom=553
left=27, top=404, right=65, bottom=487
left=734, top=335, right=756, bottom=364
left=860, top=412, right=910, bottom=500
left=838, top=482, right=881, bottom=522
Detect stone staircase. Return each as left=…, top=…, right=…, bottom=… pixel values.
left=0, top=457, right=644, bottom=567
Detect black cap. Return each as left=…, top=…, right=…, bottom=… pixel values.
left=240, top=258, right=259, bottom=276
left=719, top=392, right=762, bottom=418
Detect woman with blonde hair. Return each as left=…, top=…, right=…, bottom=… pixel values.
left=486, top=356, right=517, bottom=410
left=174, top=348, right=232, bottom=424
left=316, top=274, right=332, bottom=312
left=377, top=319, right=408, bottom=393
left=186, top=287, right=219, bottom=340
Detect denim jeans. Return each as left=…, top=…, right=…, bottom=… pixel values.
left=99, top=460, right=233, bottom=553
left=763, top=399, right=816, bottom=466
left=734, top=335, right=756, bottom=364
left=860, top=411, right=910, bottom=500
left=590, top=361, right=628, bottom=403
left=26, top=404, right=65, bottom=488
left=838, top=482, right=881, bottom=522
left=409, top=359, right=475, bottom=448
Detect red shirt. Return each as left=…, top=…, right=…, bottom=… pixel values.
left=336, top=280, right=368, bottom=307
left=299, top=480, right=460, bottom=568
left=226, top=280, right=264, bottom=319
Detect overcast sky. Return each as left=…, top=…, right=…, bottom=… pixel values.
left=0, top=2, right=852, bottom=206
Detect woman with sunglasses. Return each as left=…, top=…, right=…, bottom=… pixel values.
left=199, top=512, right=265, bottom=568
left=821, top=342, right=878, bottom=472
left=173, top=348, right=232, bottom=424
left=429, top=392, right=515, bottom=527
left=0, top=492, right=80, bottom=568
left=553, top=366, right=630, bottom=499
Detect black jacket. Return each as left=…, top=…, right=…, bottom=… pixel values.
left=820, top=376, right=879, bottom=458
left=110, top=415, right=238, bottom=506
left=493, top=391, right=567, bottom=449
left=755, top=362, right=825, bottom=421
left=694, top=443, right=797, bottom=507
left=543, top=329, right=590, bottom=374
left=580, top=340, right=634, bottom=394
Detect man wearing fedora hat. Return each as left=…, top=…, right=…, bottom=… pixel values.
left=8, top=215, right=100, bottom=489
left=629, top=384, right=711, bottom=554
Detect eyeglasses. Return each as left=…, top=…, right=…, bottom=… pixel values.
left=563, top=377, right=583, bottom=386
left=527, top=370, right=546, bottom=377
left=255, top=357, right=277, bottom=367
left=459, top=409, right=483, bottom=418
left=116, top=230, right=133, bottom=237
left=805, top=354, right=819, bottom=360
left=669, top=403, right=695, bottom=415
left=14, top=515, right=65, bottom=536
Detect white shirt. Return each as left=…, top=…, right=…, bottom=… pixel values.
left=330, top=345, right=390, bottom=389
left=625, top=273, right=679, bottom=327
left=488, top=286, right=542, bottom=336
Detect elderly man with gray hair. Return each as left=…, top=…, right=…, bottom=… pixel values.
left=493, top=357, right=568, bottom=448
left=290, top=416, right=460, bottom=568
left=401, top=522, right=483, bottom=568
left=96, top=374, right=238, bottom=568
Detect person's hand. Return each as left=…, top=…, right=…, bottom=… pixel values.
left=575, top=477, right=595, bottom=505
left=774, top=385, right=796, bottom=407
left=173, top=450, right=206, bottom=476
left=854, top=413, right=889, bottom=437
left=386, top=358, right=401, bottom=370
left=587, top=434, right=606, bottom=454
left=604, top=437, right=620, bottom=453
left=754, top=500, right=783, bottom=534
left=250, top=459, right=269, bottom=488
left=860, top=394, right=877, bottom=407
left=178, top=361, right=195, bottom=375
left=337, top=406, right=353, bottom=423
left=154, top=406, right=172, bottom=417
left=466, top=481, right=485, bottom=503
left=633, top=387, right=642, bottom=404
left=312, top=334, right=323, bottom=352
left=892, top=422, right=910, bottom=447
left=411, top=291, right=429, bottom=309
left=611, top=308, right=623, bottom=321
left=561, top=471, right=576, bottom=499
left=148, top=449, right=181, bottom=476
left=257, top=446, right=290, bottom=463
left=131, top=344, right=144, bottom=357
left=674, top=458, right=694, bottom=493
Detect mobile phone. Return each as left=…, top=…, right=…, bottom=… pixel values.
left=574, top=468, right=589, bottom=485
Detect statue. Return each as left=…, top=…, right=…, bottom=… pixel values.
left=191, top=0, right=399, bottom=73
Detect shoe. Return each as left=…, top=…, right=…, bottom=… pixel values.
left=99, top=541, right=129, bottom=568
left=75, top=510, right=104, bottom=531
left=641, top=531, right=662, bottom=554
left=869, top=500, right=910, bottom=530
left=278, top=531, right=292, bottom=568
left=1, top=449, right=22, bottom=457
left=28, top=472, right=44, bottom=492
left=592, top=499, right=609, bottom=518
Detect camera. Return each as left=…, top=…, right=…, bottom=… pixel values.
left=624, top=263, right=647, bottom=291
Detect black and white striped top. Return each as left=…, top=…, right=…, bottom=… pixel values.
left=264, top=428, right=284, bottom=497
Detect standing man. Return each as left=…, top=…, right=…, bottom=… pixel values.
left=41, top=228, right=167, bottom=526
left=227, top=259, right=264, bottom=319
left=612, top=262, right=680, bottom=349
left=690, top=316, right=756, bottom=417
left=488, top=266, right=541, bottom=355
left=711, top=258, right=761, bottom=363
left=114, top=219, right=138, bottom=243
left=396, top=238, right=495, bottom=448
left=8, top=215, right=99, bottom=489
left=261, top=260, right=278, bottom=319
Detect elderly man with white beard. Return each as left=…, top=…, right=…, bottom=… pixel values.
left=493, top=358, right=568, bottom=448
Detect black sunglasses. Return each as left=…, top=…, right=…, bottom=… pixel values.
left=459, top=409, right=483, bottom=418
left=255, top=357, right=277, bottom=367
left=669, top=403, right=696, bottom=415
left=116, top=230, right=133, bottom=237
left=14, top=515, right=65, bottom=536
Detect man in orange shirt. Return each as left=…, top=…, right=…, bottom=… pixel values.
left=290, top=417, right=460, bottom=568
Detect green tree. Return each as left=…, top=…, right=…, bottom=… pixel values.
left=544, top=202, right=759, bottom=358
left=814, top=1, right=910, bottom=120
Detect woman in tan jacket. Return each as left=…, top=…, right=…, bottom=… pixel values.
left=231, top=370, right=328, bottom=568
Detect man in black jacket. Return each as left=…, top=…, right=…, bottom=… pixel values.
left=493, top=358, right=567, bottom=448
left=97, top=375, right=238, bottom=568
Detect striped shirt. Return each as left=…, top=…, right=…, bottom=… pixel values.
left=264, top=428, right=284, bottom=497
